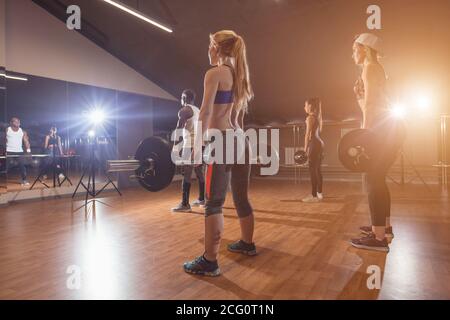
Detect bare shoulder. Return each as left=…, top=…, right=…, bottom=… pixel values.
left=205, top=67, right=220, bottom=80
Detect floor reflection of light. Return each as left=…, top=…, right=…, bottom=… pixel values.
left=81, top=222, right=120, bottom=300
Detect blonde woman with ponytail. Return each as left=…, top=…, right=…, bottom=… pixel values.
left=184, top=30, right=255, bottom=277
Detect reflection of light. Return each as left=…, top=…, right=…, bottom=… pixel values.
left=390, top=103, right=406, bottom=119
left=103, top=0, right=173, bottom=33
left=81, top=223, right=119, bottom=299
left=88, top=130, right=96, bottom=137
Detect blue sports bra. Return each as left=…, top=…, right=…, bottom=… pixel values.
left=214, top=90, right=233, bottom=104
left=213, top=64, right=234, bottom=105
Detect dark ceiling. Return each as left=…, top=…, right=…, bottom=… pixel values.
left=33, top=0, right=450, bottom=124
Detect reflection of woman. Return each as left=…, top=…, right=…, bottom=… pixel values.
left=183, top=30, right=255, bottom=277
left=43, top=126, right=64, bottom=179
left=350, top=33, right=400, bottom=252
left=302, top=98, right=324, bottom=203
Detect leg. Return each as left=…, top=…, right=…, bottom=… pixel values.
left=183, top=163, right=228, bottom=277
left=194, top=164, right=205, bottom=201
left=18, top=154, right=27, bottom=182
left=308, top=160, right=319, bottom=197
left=172, top=164, right=193, bottom=212
left=231, top=163, right=254, bottom=244
left=182, top=164, right=193, bottom=205
left=203, top=164, right=230, bottom=262
left=317, top=151, right=323, bottom=194
left=366, top=167, right=390, bottom=240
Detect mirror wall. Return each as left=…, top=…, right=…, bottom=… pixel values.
left=4, top=74, right=119, bottom=192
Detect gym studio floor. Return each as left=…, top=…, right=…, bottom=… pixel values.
left=0, top=179, right=448, bottom=300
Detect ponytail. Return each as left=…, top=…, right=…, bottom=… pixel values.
left=232, top=36, right=254, bottom=113
left=210, top=30, right=254, bottom=113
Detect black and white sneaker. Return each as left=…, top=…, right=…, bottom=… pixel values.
left=227, top=240, right=257, bottom=256
left=351, top=235, right=389, bottom=252
left=360, top=226, right=394, bottom=239
left=171, top=203, right=192, bottom=213
left=191, top=199, right=205, bottom=207
left=183, top=255, right=220, bottom=277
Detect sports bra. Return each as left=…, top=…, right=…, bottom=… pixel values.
left=213, top=64, right=234, bottom=105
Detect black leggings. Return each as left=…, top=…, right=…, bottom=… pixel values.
left=366, top=123, right=402, bottom=226
left=308, top=144, right=323, bottom=197
left=366, top=151, right=397, bottom=226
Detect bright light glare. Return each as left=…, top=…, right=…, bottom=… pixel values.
left=89, top=109, right=106, bottom=125
left=88, top=130, right=96, bottom=137
left=414, top=93, right=432, bottom=112
left=391, top=103, right=407, bottom=119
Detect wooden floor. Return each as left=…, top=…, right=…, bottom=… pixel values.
left=0, top=179, right=449, bottom=300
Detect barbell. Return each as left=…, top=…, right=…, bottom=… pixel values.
left=108, top=124, right=405, bottom=193
left=338, top=125, right=406, bottom=172
left=107, top=136, right=176, bottom=192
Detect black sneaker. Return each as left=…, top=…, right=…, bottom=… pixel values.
left=351, top=235, right=389, bottom=252
left=360, top=226, right=394, bottom=239
left=183, top=255, right=220, bottom=277
left=227, top=240, right=257, bottom=256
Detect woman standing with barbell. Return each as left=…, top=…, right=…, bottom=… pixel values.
left=183, top=30, right=255, bottom=276
left=350, top=33, right=401, bottom=252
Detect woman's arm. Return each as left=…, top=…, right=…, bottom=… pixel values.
left=304, top=116, right=313, bottom=151
left=58, top=136, right=64, bottom=155
left=44, top=135, right=49, bottom=149
left=362, top=63, right=383, bottom=129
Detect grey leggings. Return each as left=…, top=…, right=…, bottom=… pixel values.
left=203, top=134, right=253, bottom=218
left=204, top=162, right=253, bottom=218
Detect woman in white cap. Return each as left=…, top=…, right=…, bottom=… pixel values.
left=350, top=33, right=403, bottom=252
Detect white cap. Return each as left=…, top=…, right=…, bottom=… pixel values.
left=354, top=33, right=383, bottom=55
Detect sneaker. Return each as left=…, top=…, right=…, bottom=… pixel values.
left=183, top=255, right=220, bottom=277
left=360, top=226, right=394, bottom=239
left=192, top=199, right=205, bottom=207
left=302, top=195, right=319, bottom=203
left=317, top=193, right=324, bottom=200
left=21, top=180, right=30, bottom=187
left=171, top=203, right=192, bottom=213
left=227, top=240, right=257, bottom=256
left=350, top=235, right=389, bottom=252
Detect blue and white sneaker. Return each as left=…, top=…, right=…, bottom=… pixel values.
left=183, top=255, right=220, bottom=277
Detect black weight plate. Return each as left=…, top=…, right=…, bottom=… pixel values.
left=294, top=150, right=308, bottom=165
left=135, top=136, right=175, bottom=192
left=338, top=129, right=375, bottom=172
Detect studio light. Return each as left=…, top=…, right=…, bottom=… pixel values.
left=89, top=109, right=106, bottom=125
left=103, top=0, right=173, bottom=33
left=390, top=103, right=406, bottom=119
